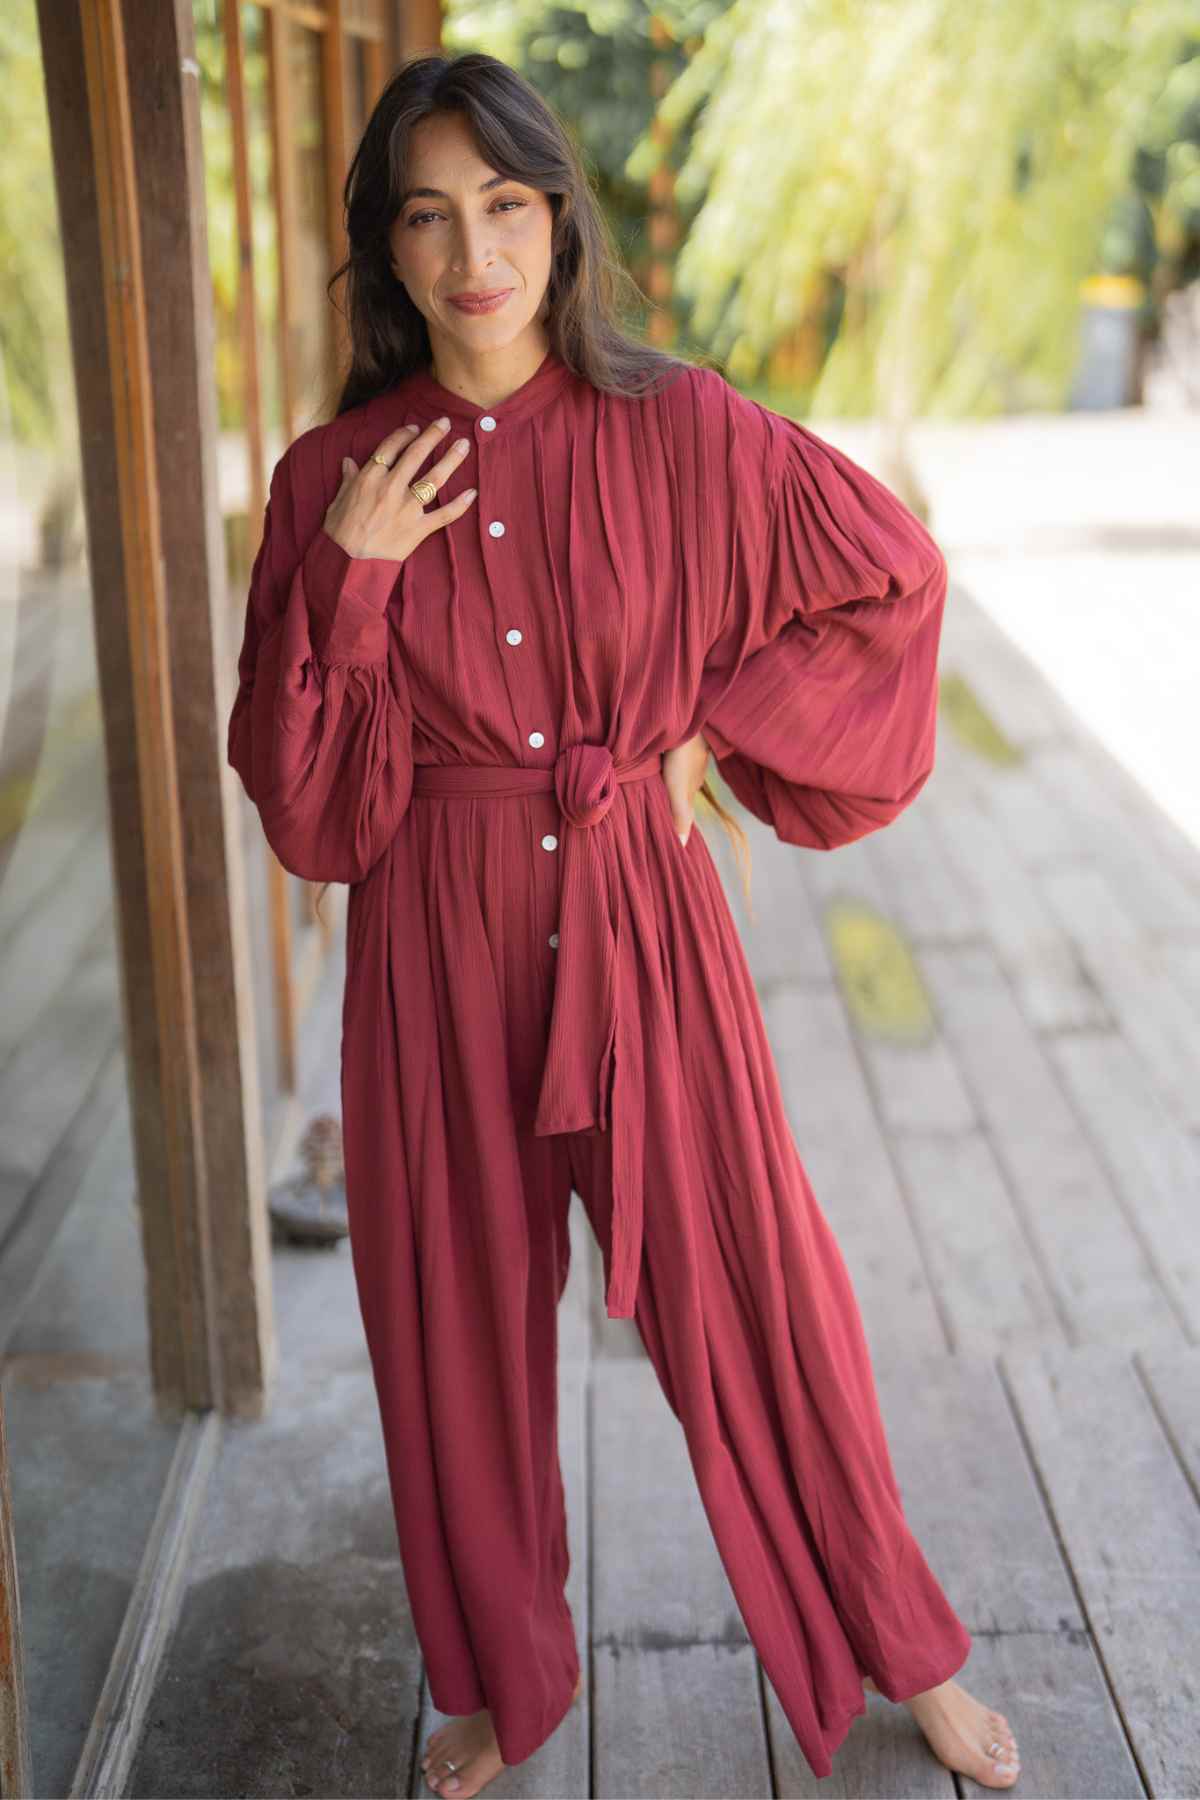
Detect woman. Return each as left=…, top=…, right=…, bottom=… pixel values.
left=227, top=49, right=1022, bottom=1799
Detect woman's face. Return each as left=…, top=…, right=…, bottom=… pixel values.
left=388, top=110, right=555, bottom=363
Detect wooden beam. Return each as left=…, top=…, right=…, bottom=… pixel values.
left=396, top=0, right=442, bottom=60
left=223, top=0, right=268, bottom=559
left=262, top=3, right=304, bottom=1095
left=34, top=0, right=277, bottom=1418
left=125, top=0, right=279, bottom=1417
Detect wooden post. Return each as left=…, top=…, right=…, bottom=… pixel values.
left=33, top=0, right=276, bottom=1419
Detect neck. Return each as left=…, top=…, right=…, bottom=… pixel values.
left=428, top=326, right=552, bottom=411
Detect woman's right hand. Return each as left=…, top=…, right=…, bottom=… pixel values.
left=322, top=416, right=477, bottom=562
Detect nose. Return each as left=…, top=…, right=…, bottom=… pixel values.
left=553, top=744, right=616, bottom=828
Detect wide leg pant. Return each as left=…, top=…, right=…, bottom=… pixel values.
left=345, top=1089, right=973, bottom=1780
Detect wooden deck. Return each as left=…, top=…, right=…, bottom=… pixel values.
left=410, top=575, right=1200, bottom=1798
left=14, top=564, right=1199, bottom=1797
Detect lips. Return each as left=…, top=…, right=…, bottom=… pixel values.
left=448, top=288, right=513, bottom=313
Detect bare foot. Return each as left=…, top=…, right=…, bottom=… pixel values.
left=863, top=1674, right=1020, bottom=1787
left=422, top=1670, right=583, bottom=1796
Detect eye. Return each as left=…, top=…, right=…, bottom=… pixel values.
left=405, top=198, right=528, bottom=228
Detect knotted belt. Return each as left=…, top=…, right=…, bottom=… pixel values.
left=411, top=744, right=664, bottom=1318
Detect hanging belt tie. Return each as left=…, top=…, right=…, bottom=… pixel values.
left=532, top=744, right=661, bottom=1320
left=411, top=743, right=663, bottom=1319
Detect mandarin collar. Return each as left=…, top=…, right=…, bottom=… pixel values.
left=398, top=345, right=574, bottom=427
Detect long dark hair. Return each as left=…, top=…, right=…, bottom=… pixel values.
left=314, top=50, right=752, bottom=916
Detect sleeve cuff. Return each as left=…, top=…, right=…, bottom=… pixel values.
left=302, top=528, right=405, bottom=663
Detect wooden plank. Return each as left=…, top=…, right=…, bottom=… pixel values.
left=1003, top=1344, right=1200, bottom=1798
left=0, top=1050, right=128, bottom=1356
left=937, top=602, right=1068, bottom=749
left=263, top=1, right=304, bottom=1099
left=921, top=780, right=1109, bottom=1035
left=221, top=0, right=267, bottom=543
left=0, top=704, right=107, bottom=943
left=1028, top=739, right=1200, bottom=936
left=853, top=1022, right=977, bottom=1138
left=877, top=1352, right=1080, bottom=1634
left=0, top=819, right=113, bottom=1062
left=765, top=1673, right=955, bottom=1798
left=1038, top=865, right=1200, bottom=1133
left=705, top=802, right=828, bottom=992
left=796, top=848, right=979, bottom=1134
left=557, top=1196, right=593, bottom=1365
left=790, top=1352, right=1138, bottom=1799
left=1138, top=1348, right=1200, bottom=1490
left=0, top=1386, right=32, bottom=1799
left=857, top=801, right=978, bottom=949
left=591, top=1360, right=769, bottom=1798
left=890, top=1129, right=1065, bottom=1354
left=1048, top=1032, right=1200, bottom=1343
left=597, top=1642, right=768, bottom=1799
left=773, top=1629, right=1138, bottom=1800
left=920, top=942, right=1182, bottom=1349
left=766, top=984, right=948, bottom=1358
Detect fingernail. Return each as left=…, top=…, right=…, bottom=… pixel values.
left=463, top=486, right=477, bottom=499
left=679, top=832, right=689, bottom=846
left=436, top=415, right=450, bottom=429
left=453, top=437, right=469, bottom=452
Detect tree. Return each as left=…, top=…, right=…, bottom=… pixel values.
left=624, top=0, right=1200, bottom=427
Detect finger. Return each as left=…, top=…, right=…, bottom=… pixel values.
left=419, top=486, right=477, bottom=534
left=662, top=778, right=693, bottom=844
left=367, top=421, right=424, bottom=471
left=409, top=431, right=473, bottom=493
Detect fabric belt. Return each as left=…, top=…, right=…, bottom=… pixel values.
left=411, top=744, right=664, bottom=1319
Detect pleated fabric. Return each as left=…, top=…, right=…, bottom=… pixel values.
left=226, top=346, right=972, bottom=1776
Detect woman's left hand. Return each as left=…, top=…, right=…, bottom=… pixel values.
left=662, top=732, right=711, bottom=847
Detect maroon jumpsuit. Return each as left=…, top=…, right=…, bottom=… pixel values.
left=227, top=346, right=972, bottom=1778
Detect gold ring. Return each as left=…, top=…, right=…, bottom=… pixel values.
left=409, top=478, right=438, bottom=505
left=372, top=453, right=392, bottom=468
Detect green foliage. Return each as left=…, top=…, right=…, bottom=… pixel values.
left=444, top=0, right=723, bottom=299
left=0, top=1, right=73, bottom=451
left=625, top=0, right=1200, bottom=415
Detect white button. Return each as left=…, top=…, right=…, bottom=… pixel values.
left=541, top=834, right=558, bottom=852
left=505, top=628, right=522, bottom=645
left=479, top=415, right=497, bottom=431
left=488, top=520, right=506, bottom=537
left=549, top=932, right=559, bottom=949
left=528, top=730, right=545, bottom=748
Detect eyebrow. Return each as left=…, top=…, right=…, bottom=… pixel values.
left=399, top=173, right=511, bottom=206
